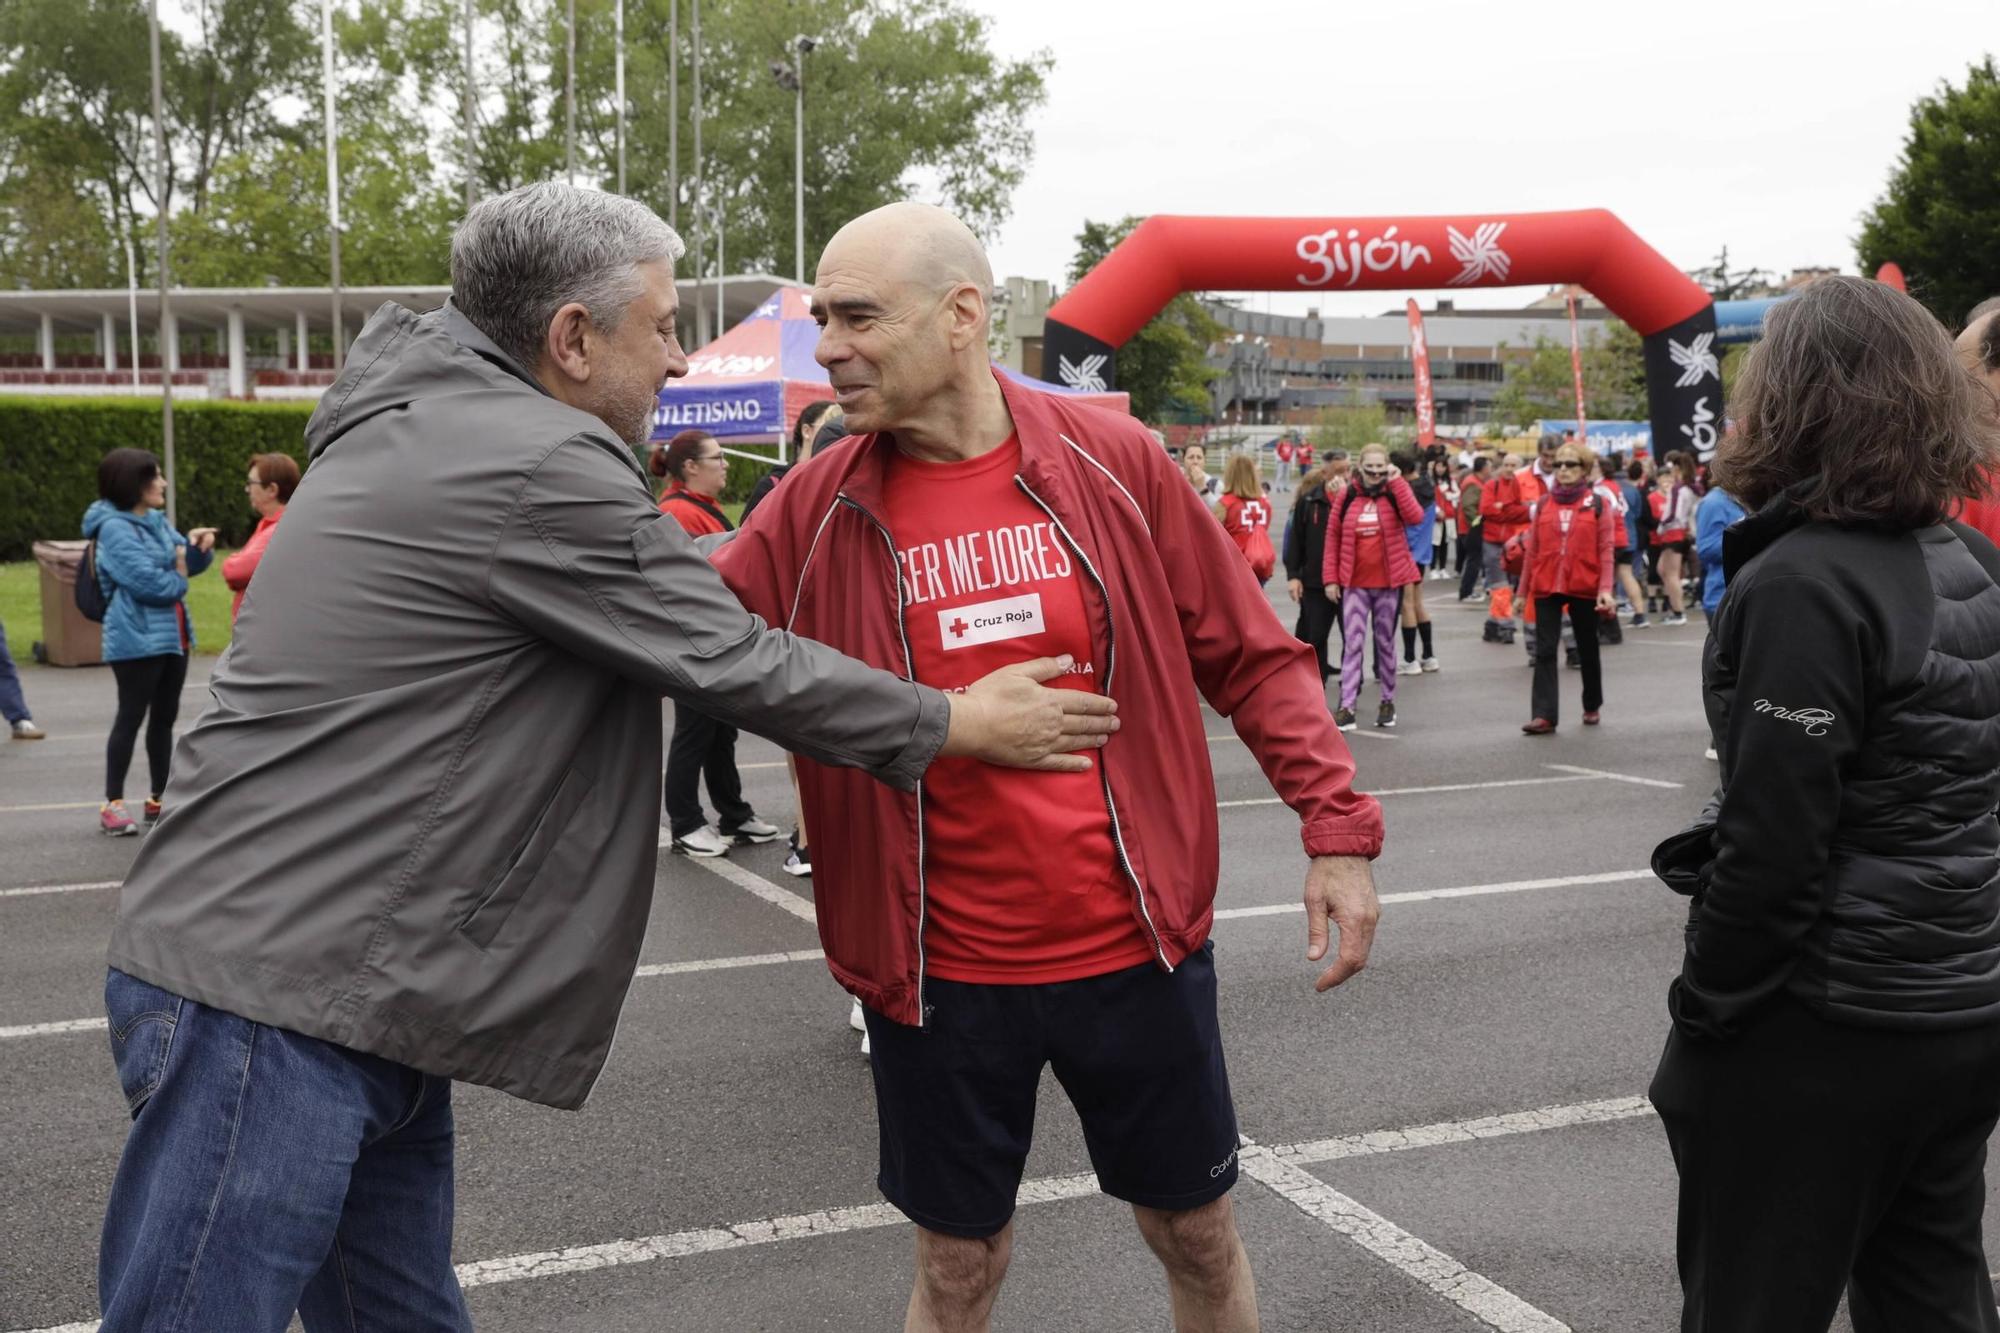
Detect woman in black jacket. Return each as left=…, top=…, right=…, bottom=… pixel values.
left=1650, top=275, right=2000, bottom=1333
left=1282, top=465, right=1338, bottom=684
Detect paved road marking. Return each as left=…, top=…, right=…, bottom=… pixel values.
left=4, top=1094, right=1648, bottom=1332
left=0, top=870, right=1658, bottom=1041
left=0, top=880, right=120, bottom=898
left=1218, top=773, right=1594, bottom=809
left=1239, top=1144, right=1570, bottom=1332
left=0, top=1017, right=107, bottom=1040
left=1543, top=764, right=1683, bottom=790
left=1275, top=1095, right=1657, bottom=1165
left=1214, top=869, right=1654, bottom=921
left=0, top=802, right=100, bottom=814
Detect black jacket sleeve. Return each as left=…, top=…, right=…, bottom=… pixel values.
left=1283, top=496, right=1308, bottom=581
left=1673, top=571, right=1871, bottom=1039
left=739, top=470, right=782, bottom=525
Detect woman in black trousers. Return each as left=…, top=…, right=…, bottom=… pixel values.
left=1281, top=466, right=1339, bottom=685
left=1650, top=275, right=2000, bottom=1333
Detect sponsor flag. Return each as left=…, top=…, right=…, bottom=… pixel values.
left=1566, top=294, right=1588, bottom=447
left=1405, top=299, right=1436, bottom=446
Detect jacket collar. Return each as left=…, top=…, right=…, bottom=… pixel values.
left=1724, top=485, right=1814, bottom=578
left=832, top=369, right=1075, bottom=516
left=443, top=300, right=552, bottom=399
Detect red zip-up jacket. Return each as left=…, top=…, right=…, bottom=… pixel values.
left=712, top=374, right=1384, bottom=1026
left=1481, top=472, right=1529, bottom=544
left=1518, top=492, right=1616, bottom=603
left=1321, top=476, right=1424, bottom=589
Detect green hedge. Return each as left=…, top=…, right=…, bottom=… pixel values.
left=0, top=395, right=783, bottom=559
left=0, top=397, right=316, bottom=560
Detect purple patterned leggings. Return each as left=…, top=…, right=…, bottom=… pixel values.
left=1339, top=586, right=1403, bottom=711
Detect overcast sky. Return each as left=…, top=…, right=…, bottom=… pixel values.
left=972, top=0, right=1994, bottom=317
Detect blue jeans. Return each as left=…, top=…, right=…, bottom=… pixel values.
left=99, top=968, right=472, bottom=1332
left=0, top=621, right=28, bottom=724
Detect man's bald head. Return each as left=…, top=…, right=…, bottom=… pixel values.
left=811, top=202, right=1002, bottom=439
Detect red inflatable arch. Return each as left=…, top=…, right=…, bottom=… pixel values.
left=1042, top=210, right=1723, bottom=457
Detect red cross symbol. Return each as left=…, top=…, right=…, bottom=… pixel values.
left=948, top=617, right=970, bottom=639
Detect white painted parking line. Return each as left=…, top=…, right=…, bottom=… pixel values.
left=0, top=1017, right=106, bottom=1040
left=1275, top=1096, right=1656, bottom=1165
left=1239, top=1145, right=1570, bottom=1332
left=1542, top=764, right=1683, bottom=790
left=1218, top=773, right=1593, bottom=810
left=635, top=948, right=824, bottom=977
left=1213, top=869, right=1654, bottom=921
left=0, top=880, right=120, bottom=898
left=0, top=801, right=99, bottom=814
left=3, top=1094, right=1648, bottom=1332
left=671, top=848, right=819, bottom=924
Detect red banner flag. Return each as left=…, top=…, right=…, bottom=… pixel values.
left=1566, top=294, right=1589, bottom=447
left=1405, top=298, right=1436, bottom=446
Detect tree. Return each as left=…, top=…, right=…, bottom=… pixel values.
left=1488, top=322, right=1648, bottom=433
left=1068, top=217, right=1223, bottom=423
left=1858, top=57, right=2000, bottom=327
left=1689, top=246, right=1771, bottom=301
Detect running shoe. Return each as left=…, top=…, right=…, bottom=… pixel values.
left=1396, top=660, right=1423, bottom=677
left=1521, top=718, right=1556, bottom=736
left=1376, top=701, right=1397, bottom=729
left=1420, top=657, right=1441, bottom=673
left=672, top=825, right=730, bottom=857
left=1629, top=613, right=1651, bottom=629
left=722, top=816, right=781, bottom=845
left=1583, top=711, right=1601, bottom=726
left=1704, top=746, right=1718, bottom=762
left=1663, top=612, right=1688, bottom=626
left=10, top=718, right=45, bottom=740
left=782, top=837, right=812, bottom=877
left=100, top=800, right=138, bottom=837
left=1334, top=707, right=1358, bottom=732
left=143, top=797, right=162, bottom=824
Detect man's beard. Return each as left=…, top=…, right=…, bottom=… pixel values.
left=594, top=366, right=660, bottom=447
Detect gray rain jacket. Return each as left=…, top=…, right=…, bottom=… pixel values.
left=107, top=301, right=950, bottom=1109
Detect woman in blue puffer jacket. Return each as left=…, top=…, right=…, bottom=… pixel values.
left=83, top=448, right=216, bottom=836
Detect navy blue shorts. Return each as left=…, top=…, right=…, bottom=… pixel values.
left=861, top=941, right=1240, bottom=1239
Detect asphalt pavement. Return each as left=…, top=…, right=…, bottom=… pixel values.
left=0, top=530, right=1984, bottom=1332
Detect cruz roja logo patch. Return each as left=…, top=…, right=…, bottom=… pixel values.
left=940, top=592, right=1047, bottom=651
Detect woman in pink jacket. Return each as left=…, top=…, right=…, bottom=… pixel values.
left=221, top=453, right=299, bottom=621
left=1322, top=444, right=1424, bottom=731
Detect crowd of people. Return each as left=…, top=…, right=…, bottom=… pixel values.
left=34, top=180, right=2000, bottom=1333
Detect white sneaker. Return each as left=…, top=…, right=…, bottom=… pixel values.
left=1420, top=656, right=1441, bottom=673
left=1704, top=746, right=1718, bottom=762
left=1396, top=660, right=1424, bottom=677
left=849, top=998, right=867, bottom=1032
left=671, top=825, right=730, bottom=857
left=723, top=816, right=781, bottom=844
left=1663, top=612, right=1688, bottom=626
left=11, top=718, right=45, bottom=740
left=860, top=1029, right=871, bottom=1057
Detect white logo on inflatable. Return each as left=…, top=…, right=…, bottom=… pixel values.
left=1057, top=353, right=1108, bottom=392
left=1669, top=333, right=1719, bottom=388
left=684, top=353, right=776, bottom=377
left=1445, top=222, right=1510, bottom=286
left=1296, top=226, right=1433, bottom=288
left=1680, top=396, right=1718, bottom=455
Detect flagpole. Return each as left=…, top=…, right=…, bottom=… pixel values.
left=148, top=0, right=176, bottom=528
left=1566, top=294, right=1589, bottom=447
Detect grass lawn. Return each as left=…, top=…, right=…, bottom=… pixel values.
left=1, top=553, right=239, bottom=664
left=1, top=503, right=747, bottom=664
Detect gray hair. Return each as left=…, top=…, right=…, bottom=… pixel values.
left=451, top=182, right=686, bottom=370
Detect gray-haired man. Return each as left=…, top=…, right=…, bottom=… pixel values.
left=93, top=183, right=1116, bottom=1332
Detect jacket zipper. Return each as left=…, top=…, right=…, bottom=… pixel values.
left=835, top=494, right=932, bottom=1023
left=1014, top=476, right=1172, bottom=972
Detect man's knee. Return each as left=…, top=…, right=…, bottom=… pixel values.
left=1135, top=1195, right=1244, bottom=1287
left=915, top=1223, right=1013, bottom=1308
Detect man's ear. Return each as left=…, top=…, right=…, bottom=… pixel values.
left=947, top=283, right=987, bottom=353
left=544, top=302, right=594, bottom=383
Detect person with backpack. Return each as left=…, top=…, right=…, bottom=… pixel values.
left=82, top=447, right=216, bottom=835
left=1650, top=452, right=1698, bottom=625
left=1393, top=451, right=1440, bottom=675
left=655, top=429, right=781, bottom=857
left=1518, top=442, right=1616, bottom=734
left=1323, top=444, right=1424, bottom=730
left=1217, top=452, right=1276, bottom=582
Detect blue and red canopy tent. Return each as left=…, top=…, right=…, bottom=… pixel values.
left=651, top=287, right=1131, bottom=457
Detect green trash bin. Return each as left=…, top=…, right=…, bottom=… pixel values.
left=32, top=539, right=103, bottom=667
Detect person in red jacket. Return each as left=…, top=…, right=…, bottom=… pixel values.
left=221, top=452, right=299, bottom=621
left=1479, top=451, right=1529, bottom=632
left=1216, top=452, right=1275, bottom=581
left=1322, top=444, right=1424, bottom=730
left=713, top=201, right=1383, bottom=1333
left=655, top=429, right=781, bottom=856
left=1519, top=442, right=1617, bottom=734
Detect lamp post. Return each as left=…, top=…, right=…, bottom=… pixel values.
left=148, top=0, right=176, bottom=526
left=322, top=0, right=344, bottom=371
left=463, top=0, right=475, bottom=210
left=769, top=35, right=815, bottom=283
left=564, top=0, right=575, bottom=185
left=614, top=0, right=626, bottom=194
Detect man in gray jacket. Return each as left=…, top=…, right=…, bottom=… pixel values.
left=94, top=183, right=1117, bottom=1333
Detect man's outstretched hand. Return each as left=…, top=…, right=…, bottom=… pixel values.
left=941, top=656, right=1120, bottom=772
left=1304, top=855, right=1380, bottom=992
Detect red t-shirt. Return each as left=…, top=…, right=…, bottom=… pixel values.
left=1348, top=493, right=1395, bottom=587
left=882, top=436, right=1153, bottom=984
